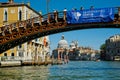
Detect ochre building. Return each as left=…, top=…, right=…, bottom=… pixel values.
left=0, top=0, right=50, bottom=62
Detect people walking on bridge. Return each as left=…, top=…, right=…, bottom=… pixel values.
left=63, top=8, right=67, bottom=22
left=39, top=11, right=42, bottom=15
left=53, top=9, right=57, bottom=13
left=74, top=8, right=77, bottom=11
left=53, top=9, right=58, bottom=22
left=80, top=6, right=84, bottom=10
left=63, top=8, right=67, bottom=12
left=71, top=8, right=77, bottom=11
left=90, top=6, right=94, bottom=10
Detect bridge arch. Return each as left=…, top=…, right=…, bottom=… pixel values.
left=0, top=7, right=120, bottom=53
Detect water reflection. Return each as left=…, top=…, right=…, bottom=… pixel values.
left=0, top=66, right=50, bottom=80
left=0, top=61, right=120, bottom=80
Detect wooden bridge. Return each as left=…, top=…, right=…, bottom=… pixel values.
left=0, top=7, right=120, bottom=53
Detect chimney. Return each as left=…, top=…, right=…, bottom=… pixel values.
left=8, top=0, right=14, bottom=3
left=27, top=2, right=30, bottom=6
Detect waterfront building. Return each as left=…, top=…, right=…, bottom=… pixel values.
left=0, top=0, right=50, bottom=62
left=68, top=46, right=100, bottom=61
left=68, top=40, right=100, bottom=61
left=42, top=36, right=51, bottom=62
left=52, top=35, right=99, bottom=61
left=70, top=41, right=78, bottom=49
left=52, top=35, right=69, bottom=61
left=69, top=41, right=79, bottom=60
left=0, top=0, right=39, bottom=27
left=106, top=34, right=120, bottom=60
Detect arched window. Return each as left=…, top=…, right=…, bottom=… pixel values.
left=11, top=53, right=14, bottom=56
left=27, top=52, right=29, bottom=56
left=4, top=11, right=8, bottom=21
left=19, top=44, right=22, bottom=48
left=26, top=11, right=28, bottom=19
left=19, top=10, right=22, bottom=21
left=11, top=53, right=14, bottom=59
left=4, top=53, right=7, bottom=56
left=19, top=52, right=23, bottom=57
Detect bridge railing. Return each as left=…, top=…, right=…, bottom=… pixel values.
left=1, top=7, right=120, bottom=31
left=57, top=11, right=65, bottom=22
left=0, top=7, right=120, bottom=34
left=0, top=10, right=66, bottom=32
left=0, top=11, right=67, bottom=44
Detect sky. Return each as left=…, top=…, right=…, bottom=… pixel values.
left=1, top=0, right=120, bottom=51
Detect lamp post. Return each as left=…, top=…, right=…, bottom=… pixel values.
left=46, top=0, right=50, bottom=13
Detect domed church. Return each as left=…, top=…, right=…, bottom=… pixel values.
left=52, top=35, right=69, bottom=62
left=57, top=35, right=69, bottom=49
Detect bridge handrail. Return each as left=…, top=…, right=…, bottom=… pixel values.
left=0, top=11, right=66, bottom=37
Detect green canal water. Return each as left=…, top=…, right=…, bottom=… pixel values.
left=0, top=61, right=120, bottom=80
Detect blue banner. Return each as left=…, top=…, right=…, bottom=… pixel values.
left=66, top=7, right=115, bottom=24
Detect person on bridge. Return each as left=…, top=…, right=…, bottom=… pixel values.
left=53, top=9, right=58, bottom=22
left=90, top=6, right=94, bottom=10
left=63, top=8, right=67, bottom=22
left=63, top=8, right=67, bottom=12
left=53, top=9, right=57, bottom=13
left=80, top=7, right=84, bottom=10
left=74, top=8, right=77, bottom=11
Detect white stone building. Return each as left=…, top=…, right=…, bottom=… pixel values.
left=106, top=34, right=120, bottom=60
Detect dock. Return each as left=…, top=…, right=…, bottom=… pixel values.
left=0, top=59, right=65, bottom=67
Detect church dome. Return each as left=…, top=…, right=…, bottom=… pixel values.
left=70, top=41, right=76, bottom=49
left=57, top=35, right=69, bottom=49
left=70, top=42, right=75, bottom=46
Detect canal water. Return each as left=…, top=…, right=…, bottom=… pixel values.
left=0, top=61, right=120, bottom=80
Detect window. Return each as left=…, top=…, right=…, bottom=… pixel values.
left=35, top=39, right=37, bottom=42
left=19, top=10, right=22, bottom=21
left=4, top=53, right=7, bottom=56
left=118, top=50, right=120, bottom=53
left=11, top=53, right=14, bottom=56
left=19, top=44, right=22, bottom=48
left=11, top=53, right=14, bottom=59
left=27, top=52, right=29, bottom=56
left=26, top=11, right=28, bottom=19
left=4, top=11, right=8, bottom=21
left=19, top=52, right=23, bottom=57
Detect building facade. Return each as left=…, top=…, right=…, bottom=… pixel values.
left=0, top=0, right=50, bottom=62
left=69, top=46, right=100, bottom=61
left=106, top=34, right=120, bottom=60
left=52, top=35, right=100, bottom=61
left=52, top=35, right=69, bottom=62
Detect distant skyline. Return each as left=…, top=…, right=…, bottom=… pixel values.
left=49, top=29, right=120, bottom=50
left=1, top=0, right=120, bottom=50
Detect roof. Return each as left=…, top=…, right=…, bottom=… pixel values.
left=0, top=2, right=40, bottom=16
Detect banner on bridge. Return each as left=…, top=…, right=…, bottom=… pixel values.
left=66, top=7, right=115, bottom=24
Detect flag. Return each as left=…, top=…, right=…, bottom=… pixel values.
left=43, top=37, right=47, bottom=47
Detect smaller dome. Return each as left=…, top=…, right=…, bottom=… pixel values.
left=70, top=41, right=76, bottom=49
left=70, top=42, right=75, bottom=46
left=57, top=35, right=69, bottom=49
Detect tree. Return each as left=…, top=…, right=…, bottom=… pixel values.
left=100, top=43, right=106, bottom=60
left=100, top=43, right=106, bottom=50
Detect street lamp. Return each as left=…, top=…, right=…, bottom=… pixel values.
left=46, top=0, right=50, bottom=13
